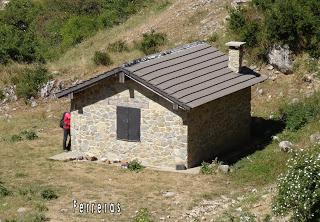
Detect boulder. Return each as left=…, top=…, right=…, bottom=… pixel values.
left=40, top=80, right=64, bottom=99
left=29, top=97, right=38, bottom=108
left=279, top=141, right=293, bottom=152
left=218, top=165, right=229, bottom=173
left=310, top=132, right=320, bottom=144
left=162, top=191, right=176, bottom=197
left=268, top=45, right=294, bottom=74
left=3, top=85, right=17, bottom=102
left=84, top=155, right=98, bottom=161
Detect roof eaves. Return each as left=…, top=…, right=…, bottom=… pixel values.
left=55, top=68, right=121, bottom=98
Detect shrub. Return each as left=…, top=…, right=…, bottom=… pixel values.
left=127, top=159, right=145, bottom=172
left=10, top=134, right=23, bottom=143
left=12, top=66, right=51, bottom=100
left=20, top=130, right=38, bottom=140
left=107, top=40, right=129, bottom=52
left=10, top=130, right=38, bottom=143
left=41, top=189, right=58, bottom=200
left=228, top=0, right=320, bottom=59
left=133, top=208, right=153, bottom=222
left=93, top=51, right=113, bottom=66
left=0, top=182, right=12, bottom=198
left=200, top=162, right=215, bottom=175
left=280, top=93, right=320, bottom=131
left=138, top=30, right=167, bottom=55
left=272, top=146, right=320, bottom=221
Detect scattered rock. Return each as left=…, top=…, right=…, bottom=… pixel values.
left=290, top=98, right=299, bottom=104
left=3, top=85, right=17, bottom=102
left=85, top=155, right=98, bottom=161
left=60, top=208, right=68, bottom=213
left=121, top=162, right=128, bottom=169
left=268, top=45, right=293, bottom=74
left=29, top=97, right=38, bottom=108
left=17, top=207, right=27, bottom=214
left=302, top=74, right=316, bottom=84
left=162, top=191, right=176, bottom=197
left=257, top=88, right=264, bottom=95
left=310, top=132, right=320, bottom=145
left=272, top=136, right=280, bottom=141
left=279, top=141, right=294, bottom=152
left=269, top=75, right=278, bottom=81
left=100, top=157, right=108, bottom=162
left=218, top=165, right=229, bottom=173
left=267, top=65, right=274, bottom=70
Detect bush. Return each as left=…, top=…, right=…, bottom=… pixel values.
left=10, top=130, right=38, bottom=143
left=93, top=51, right=113, bottom=66
left=134, top=208, right=153, bottom=222
left=0, top=182, right=12, bottom=198
left=272, top=146, right=320, bottom=221
left=10, top=134, right=23, bottom=143
left=127, top=159, right=145, bottom=172
left=108, top=40, right=129, bottom=52
left=138, top=30, right=167, bottom=55
left=228, top=0, right=320, bottom=59
left=20, top=130, right=38, bottom=140
left=12, top=66, right=51, bottom=100
left=200, top=162, right=215, bottom=175
left=280, top=93, right=320, bottom=131
left=41, top=189, right=58, bottom=200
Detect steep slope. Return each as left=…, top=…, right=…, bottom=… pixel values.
left=49, top=0, right=229, bottom=82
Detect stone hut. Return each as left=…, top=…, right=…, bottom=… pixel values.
left=56, top=42, right=266, bottom=169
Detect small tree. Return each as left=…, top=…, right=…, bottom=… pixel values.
left=272, top=146, right=320, bottom=221
left=138, top=30, right=167, bottom=55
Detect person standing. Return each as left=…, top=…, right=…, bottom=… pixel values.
left=60, top=112, right=71, bottom=151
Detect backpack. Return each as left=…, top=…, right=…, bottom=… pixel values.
left=59, top=112, right=67, bottom=128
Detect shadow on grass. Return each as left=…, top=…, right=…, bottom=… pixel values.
left=221, top=117, right=285, bottom=165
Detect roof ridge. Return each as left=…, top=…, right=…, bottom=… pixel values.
left=122, top=41, right=209, bottom=68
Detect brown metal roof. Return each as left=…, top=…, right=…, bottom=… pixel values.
left=56, top=42, right=267, bottom=110
left=122, top=42, right=267, bottom=109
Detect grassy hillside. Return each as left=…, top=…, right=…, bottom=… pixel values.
left=0, top=0, right=320, bottom=221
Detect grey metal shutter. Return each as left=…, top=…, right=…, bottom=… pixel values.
left=128, top=108, right=141, bottom=142
left=117, top=106, right=129, bottom=140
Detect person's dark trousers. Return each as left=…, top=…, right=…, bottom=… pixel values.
left=63, top=129, right=71, bottom=151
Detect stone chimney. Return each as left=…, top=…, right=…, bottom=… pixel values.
left=225, top=41, right=246, bottom=73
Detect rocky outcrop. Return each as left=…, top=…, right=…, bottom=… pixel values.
left=268, top=45, right=294, bottom=74
left=40, top=80, right=64, bottom=99
left=3, top=85, right=17, bottom=102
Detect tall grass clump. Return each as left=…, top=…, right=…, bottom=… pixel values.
left=272, top=146, right=320, bottom=221
left=0, top=182, right=12, bottom=197
left=108, top=40, right=129, bottom=52
left=93, top=51, right=113, bottom=66
left=280, top=93, right=320, bottom=131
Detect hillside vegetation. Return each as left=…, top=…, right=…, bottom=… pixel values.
left=228, top=0, right=320, bottom=60
left=0, top=0, right=159, bottom=64
left=0, top=0, right=320, bottom=221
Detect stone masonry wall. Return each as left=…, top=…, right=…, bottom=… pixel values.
left=70, top=76, right=188, bottom=168
left=187, top=88, right=251, bottom=167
